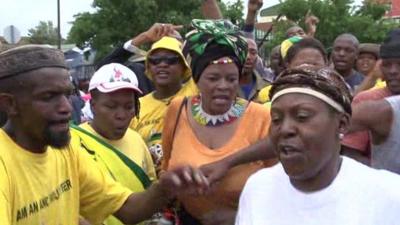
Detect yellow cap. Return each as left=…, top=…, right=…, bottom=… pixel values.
left=145, top=36, right=191, bottom=81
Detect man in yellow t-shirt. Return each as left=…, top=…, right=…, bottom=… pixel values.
left=0, top=45, right=209, bottom=225
left=130, top=36, right=198, bottom=167
left=71, top=63, right=157, bottom=225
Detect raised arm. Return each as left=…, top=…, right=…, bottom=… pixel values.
left=349, top=98, right=393, bottom=139
left=243, top=0, right=263, bottom=38
left=305, top=10, right=319, bottom=37
left=130, top=23, right=183, bottom=46
left=96, top=23, right=182, bottom=69
left=201, top=0, right=223, bottom=19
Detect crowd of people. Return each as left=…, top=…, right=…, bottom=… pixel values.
left=1, top=0, right=400, bottom=224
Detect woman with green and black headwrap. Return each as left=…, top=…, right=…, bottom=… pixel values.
left=161, top=20, right=277, bottom=225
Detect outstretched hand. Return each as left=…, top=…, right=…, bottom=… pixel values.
left=144, top=23, right=183, bottom=42
left=159, top=165, right=209, bottom=199
left=199, top=159, right=231, bottom=185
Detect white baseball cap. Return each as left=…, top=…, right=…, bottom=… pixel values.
left=89, top=63, right=142, bottom=94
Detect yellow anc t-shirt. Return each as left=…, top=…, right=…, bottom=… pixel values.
left=0, top=129, right=132, bottom=225
left=78, top=123, right=157, bottom=182
left=130, top=78, right=198, bottom=167
left=73, top=123, right=156, bottom=225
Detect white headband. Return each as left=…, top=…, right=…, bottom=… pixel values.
left=271, top=87, right=345, bottom=113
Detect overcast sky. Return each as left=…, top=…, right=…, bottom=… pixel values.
left=0, top=0, right=95, bottom=38
left=0, top=0, right=362, bottom=40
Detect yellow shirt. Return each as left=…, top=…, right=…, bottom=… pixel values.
left=78, top=123, right=156, bottom=182
left=0, top=129, right=132, bottom=225
left=130, top=78, right=198, bottom=167
left=237, top=72, right=271, bottom=104
left=256, top=85, right=272, bottom=104
left=373, top=79, right=387, bottom=89
left=74, top=123, right=156, bottom=225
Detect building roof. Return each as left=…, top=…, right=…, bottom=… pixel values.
left=255, top=22, right=274, bottom=32
left=388, top=0, right=400, bottom=17
left=369, top=0, right=400, bottom=18
left=260, top=3, right=282, bottom=17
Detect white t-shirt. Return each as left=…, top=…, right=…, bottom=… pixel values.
left=236, top=156, right=400, bottom=225
left=372, top=95, right=400, bottom=173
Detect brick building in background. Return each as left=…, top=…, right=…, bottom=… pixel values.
left=369, top=0, right=400, bottom=18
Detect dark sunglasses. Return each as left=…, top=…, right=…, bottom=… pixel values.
left=147, top=55, right=181, bottom=65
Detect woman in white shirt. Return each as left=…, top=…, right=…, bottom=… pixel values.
left=236, top=66, right=400, bottom=225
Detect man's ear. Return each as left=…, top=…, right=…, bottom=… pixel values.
left=90, top=98, right=96, bottom=116
left=0, top=93, right=18, bottom=116
left=338, top=112, right=351, bottom=135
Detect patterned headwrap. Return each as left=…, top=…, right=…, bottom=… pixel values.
left=270, top=65, right=352, bottom=115
left=183, top=19, right=248, bottom=82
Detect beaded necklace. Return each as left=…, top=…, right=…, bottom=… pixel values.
left=191, top=95, right=247, bottom=126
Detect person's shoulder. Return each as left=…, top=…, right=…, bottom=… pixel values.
left=124, top=128, right=145, bottom=141
left=179, top=78, right=199, bottom=96
left=257, top=85, right=272, bottom=103
left=78, top=122, right=91, bottom=130
left=353, top=87, right=391, bottom=103
left=245, top=163, right=285, bottom=189
left=385, top=95, right=400, bottom=106
left=241, top=164, right=287, bottom=200
left=369, top=169, right=400, bottom=202
left=343, top=157, right=400, bottom=196
left=0, top=129, right=26, bottom=159
left=260, top=84, right=272, bottom=93
left=0, top=130, right=10, bottom=156
left=351, top=70, right=365, bottom=81
left=169, top=95, right=188, bottom=108
left=70, top=123, right=94, bottom=139
left=247, top=100, right=270, bottom=115
left=353, top=70, right=364, bottom=78
left=139, top=92, right=164, bottom=113
left=140, top=92, right=155, bottom=102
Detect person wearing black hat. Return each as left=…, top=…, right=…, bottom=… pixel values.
left=380, top=28, right=400, bottom=95
left=0, top=45, right=208, bottom=225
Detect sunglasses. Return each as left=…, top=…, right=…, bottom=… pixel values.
left=147, top=55, right=180, bottom=65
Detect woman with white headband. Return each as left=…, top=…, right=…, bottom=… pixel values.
left=235, top=66, right=400, bottom=225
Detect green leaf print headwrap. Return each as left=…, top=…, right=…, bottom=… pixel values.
left=183, top=19, right=248, bottom=82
